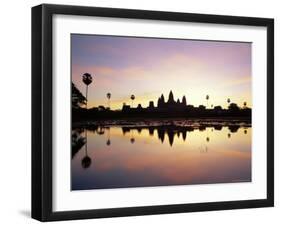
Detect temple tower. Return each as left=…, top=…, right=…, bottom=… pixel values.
left=168, top=90, right=175, bottom=104
left=157, top=94, right=165, bottom=107
left=182, top=95, right=187, bottom=106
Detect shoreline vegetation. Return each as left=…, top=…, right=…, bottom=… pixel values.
left=72, top=82, right=251, bottom=124
left=73, top=118, right=251, bottom=128
left=72, top=109, right=251, bottom=123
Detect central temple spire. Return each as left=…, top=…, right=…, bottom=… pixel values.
left=168, top=90, right=175, bottom=103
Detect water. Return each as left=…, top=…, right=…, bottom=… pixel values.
left=71, top=120, right=251, bottom=190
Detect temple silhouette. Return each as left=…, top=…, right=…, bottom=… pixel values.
left=71, top=84, right=251, bottom=121
left=122, top=91, right=188, bottom=112
left=157, top=91, right=187, bottom=109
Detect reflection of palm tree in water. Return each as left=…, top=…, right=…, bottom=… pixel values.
left=106, top=127, right=111, bottom=146
left=130, top=129, right=135, bottom=144
left=206, top=127, right=210, bottom=143
left=201, top=127, right=209, bottom=153
left=199, top=136, right=208, bottom=153
left=81, top=130, right=91, bottom=169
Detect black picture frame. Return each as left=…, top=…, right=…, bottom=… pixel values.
left=32, top=4, right=274, bottom=222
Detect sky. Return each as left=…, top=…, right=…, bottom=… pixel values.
left=71, top=34, right=252, bottom=110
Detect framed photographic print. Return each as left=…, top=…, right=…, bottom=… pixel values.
left=32, top=4, right=274, bottom=221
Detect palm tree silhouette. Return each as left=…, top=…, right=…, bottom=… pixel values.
left=106, top=93, right=111, bottom=109
left=130, top=94, right=135, bottom=108
left=206, top=95, right=209, bottom=108
left=82, top=73, right=93, bottom=109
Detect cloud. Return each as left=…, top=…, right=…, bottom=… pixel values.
left=72, top=47, right=251, bottom=109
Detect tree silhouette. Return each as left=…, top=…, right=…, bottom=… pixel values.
left=106, top=93, right=111, bottom=109
left=130, top=94, right=135, bottom=108
left=227, top=98, right=231, bottom=104
left=82, top=73, right=93, bottom=109
left=228, top=103, right=239, bottom=111
left=72, top=83, right=86, bottom=108
left=206, top=95, right=209, bottom=108
left=243, top=101, right=247, bottom=109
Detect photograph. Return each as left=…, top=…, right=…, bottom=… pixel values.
left=71, top=34, right=252, bottom=191
left=30, top=3, right=274, bottom=221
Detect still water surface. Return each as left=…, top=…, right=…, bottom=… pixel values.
left=71, top=120, right=251, bottom=190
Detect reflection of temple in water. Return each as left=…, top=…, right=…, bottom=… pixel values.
left=74, top=123, right=249, bottom=148
left=121, top=125, right=248, bottom=146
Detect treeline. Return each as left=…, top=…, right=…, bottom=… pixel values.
left=72, top=106, right=251, bottom=121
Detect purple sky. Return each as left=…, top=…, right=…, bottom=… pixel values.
left=72, top=34, right=251, bottom=109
